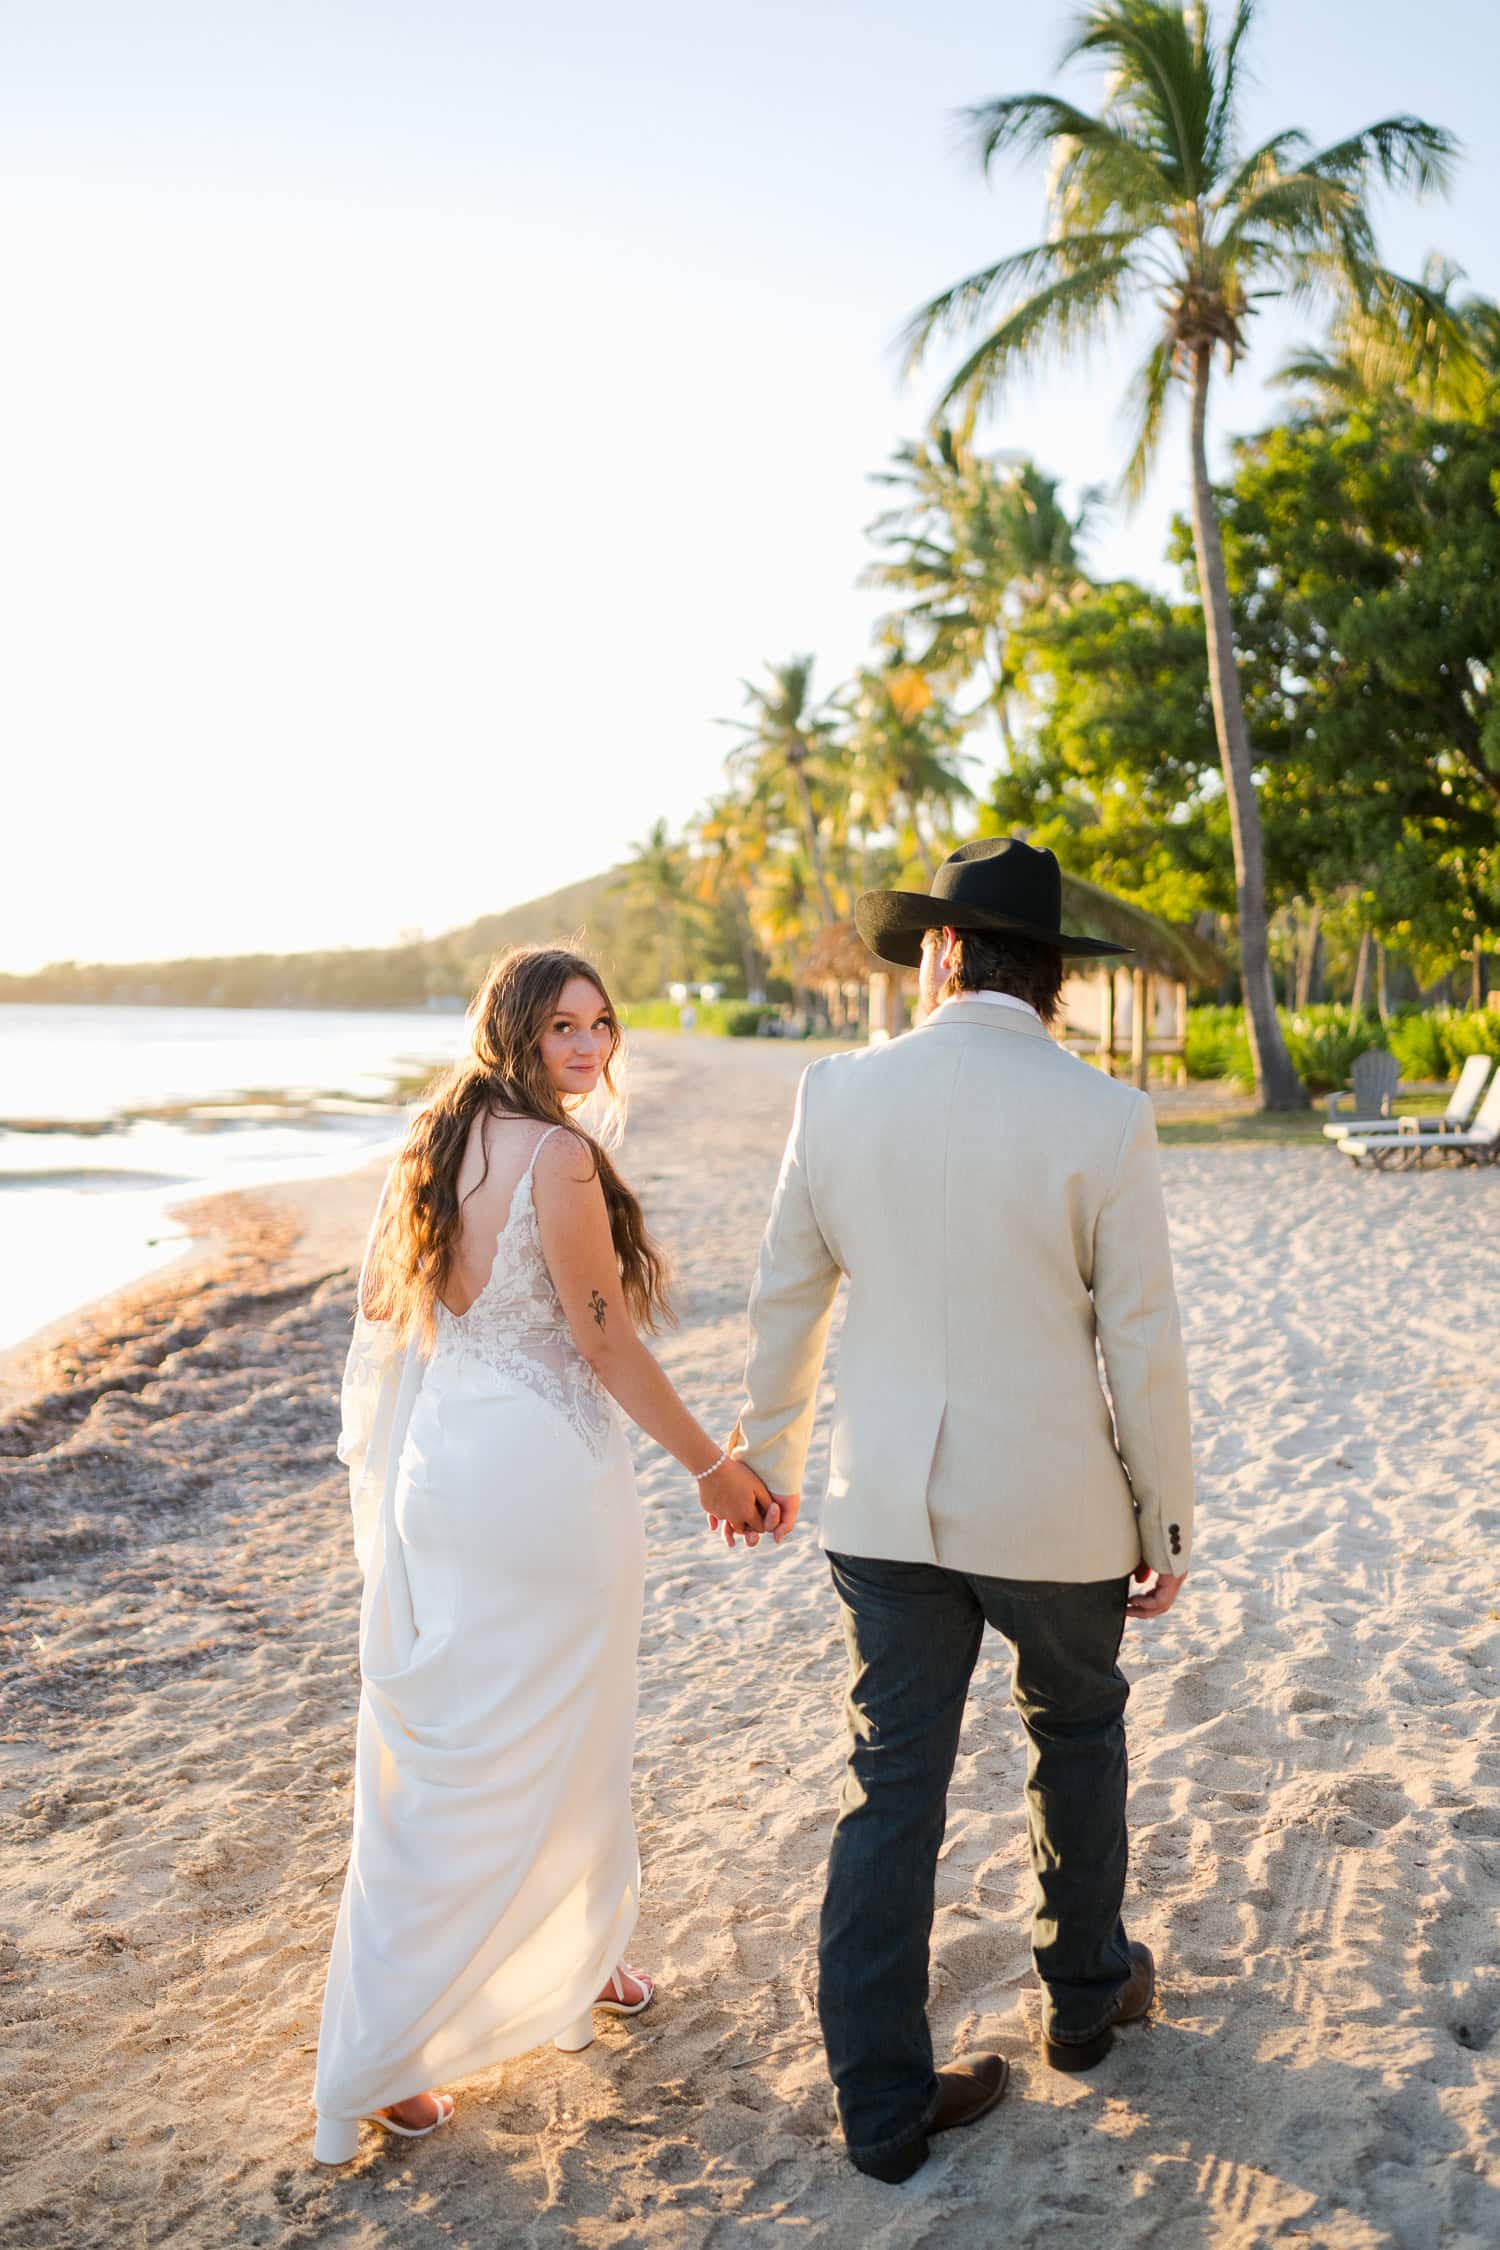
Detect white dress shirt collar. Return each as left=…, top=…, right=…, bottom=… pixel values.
left=934, top=989, right=1042, bottom=1025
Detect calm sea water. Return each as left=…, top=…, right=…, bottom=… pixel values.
left=0, top=1005, right=467, bottom=1357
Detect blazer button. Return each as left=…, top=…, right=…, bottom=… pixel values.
left=1168, top=1523, right=1182, bottom=1555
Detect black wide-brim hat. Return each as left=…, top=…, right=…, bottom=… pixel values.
left=855, top=837, right=1133, bottom=969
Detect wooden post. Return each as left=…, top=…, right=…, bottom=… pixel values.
left=1096, top=968, right=1116, bottom=1074
left=1174, top=980, right=1188, bottom=1086
left=868, top=971, right=891, bottom=1044
left=1131, top=968, right=1150, bottom=1089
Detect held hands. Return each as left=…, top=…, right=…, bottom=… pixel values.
left=1126, top=1561, right=1187, bottom=1620
left=700, top=1457, right=798, bottom=1552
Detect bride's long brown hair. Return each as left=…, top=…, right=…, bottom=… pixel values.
left=362, top=945, right=671, bottom=1348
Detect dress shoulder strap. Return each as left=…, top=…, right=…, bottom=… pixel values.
left=520, top=1123, right=565, bottom=1185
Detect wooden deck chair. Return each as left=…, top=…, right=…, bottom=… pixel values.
left=1325, top=1048, right=1399, bottom=1128
left=1323, top=1052, right=1493, bottom=1142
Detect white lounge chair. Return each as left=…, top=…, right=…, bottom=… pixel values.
left=1341, top=1068, right=1500, bottom=1168
left=1323, top=1052, right=1493, bottom=1143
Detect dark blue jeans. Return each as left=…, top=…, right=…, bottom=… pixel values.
left=818, top=1552, right=1134, bottom=2167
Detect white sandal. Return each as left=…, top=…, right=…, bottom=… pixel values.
left=313, top=2093, right=454, bottom=2166
left=553, top=1964, right=657, bottom=2054
left=596, top=1963, right=656, bottom=2018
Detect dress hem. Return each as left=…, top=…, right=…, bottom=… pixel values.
left=313, top=1887, right=640, bottom=2123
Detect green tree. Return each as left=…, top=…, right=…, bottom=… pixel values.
left=723, top=656, right=844, bottom=927
left=865, top=429, right=1092, bottom=752
left=904, top=0, right=1456, bottom=1108
left=611, top=818, right=710, bottom=992
left=1210, top=397, right=1500, bottom=990
left=993, top=577, right=1228, bottom=926
left=845, top=664, right=973, bottom=879
left=685, top=792, right=773, bottom=995
left=1276, top=253, right=1500, bottom=422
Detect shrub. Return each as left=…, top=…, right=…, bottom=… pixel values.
left=1184, top=1004, right=1242, bottom=1081
left=1188, top=1002, right=1427, bottom=1094
left=620, top=997, right=779, bottom=1038
left=1386, top=1010, right=1447, bottom=1081
left=1440, top=1009, right=1500, bottom=1066
left=1280, top=1012, right=1388, bottom=1096
left=1389, top=1007, right=1500, bottom=1079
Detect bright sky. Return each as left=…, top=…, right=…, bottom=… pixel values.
left=3, top=0, right=1497, bottom=971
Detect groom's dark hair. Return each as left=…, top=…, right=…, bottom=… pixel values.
left=942, top=929, right=1066, bottom=1026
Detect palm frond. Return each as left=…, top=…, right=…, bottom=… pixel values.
left=900, top=233, right=1139, bottom=372
left=1065, top=0, right=1211, bottom=197
left=1121, top=334, right=1177, bottom=502
left=1214, top=127, right=1312, bottom=211
left=1210, top=0, right=1260, bottom=168
left=931, top=257, right=1138, bottom=414
left=1307, top=117, right=1459, bottom=198
left=959, top=90, right=1112, bottom=172
left=960, top=89, right=1174, bottom=217
left=1268, top=343, right=1361, bottom=402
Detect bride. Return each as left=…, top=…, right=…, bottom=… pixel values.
left=312, top=945, right=778, bottom=2165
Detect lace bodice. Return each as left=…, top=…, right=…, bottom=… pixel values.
left=426, top=1126, right=617, bottom=1459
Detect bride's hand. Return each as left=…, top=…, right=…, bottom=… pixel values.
left=700, top=1459, right=779, bottom=1549
left=712, top=1484, right=800, bottom=1548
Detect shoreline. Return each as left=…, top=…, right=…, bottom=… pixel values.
left=0, top=1159, right=388, bottom=1418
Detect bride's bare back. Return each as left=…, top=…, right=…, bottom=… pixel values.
left=440, top=1111, right=552, bottom=1317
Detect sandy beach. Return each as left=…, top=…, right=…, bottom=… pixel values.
left=2, top=1030, right=1498, bottom=2250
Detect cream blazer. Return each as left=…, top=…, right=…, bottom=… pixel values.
left=733, top=998, right=1194, bottom=1580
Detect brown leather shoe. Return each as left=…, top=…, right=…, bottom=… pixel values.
left=1041, top=1942, right=1156, bottom=2073
left=852, top=2053, right=1010, bottom=2185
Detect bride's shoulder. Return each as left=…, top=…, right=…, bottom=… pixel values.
left=531, top=1120, right=600, bottom=1192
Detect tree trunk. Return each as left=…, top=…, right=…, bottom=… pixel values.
left=733, top=898, right=765, bottom=998
left=1376, top=941, right=1389, bottom=1023
left=1294, top=901, right=1322, bottom=1013
left=1350, top=925, right=1371, bottom=1020
left=1187, top=346, right=1305, bottom=1110
left=1472, top=949, right=1485, bottom=1010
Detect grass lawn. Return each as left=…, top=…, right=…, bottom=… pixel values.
left=1154, top=1089, right=1450, bottom=1149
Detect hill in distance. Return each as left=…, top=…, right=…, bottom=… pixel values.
left=0, top=871, right=644, bottom=1011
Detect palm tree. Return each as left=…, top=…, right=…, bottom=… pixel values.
left=1276, top=254, right=1499, bottom=419
left=903, top=0, right=1456, bottom=1109
left=723, top=656, right=844, bottom=926
left=687, top=792, right=773, bottom=995
left=611, top=818, right=706, bottom=990
left=845, top=665, right=973, bottom=878
left=866, top=430, right=1093, bottom=753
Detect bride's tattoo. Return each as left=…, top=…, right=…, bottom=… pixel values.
left=589, top=1289, right=607, bottom=1330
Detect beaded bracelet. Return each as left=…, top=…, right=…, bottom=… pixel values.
left=692, top=1447, right=730, bottom=1481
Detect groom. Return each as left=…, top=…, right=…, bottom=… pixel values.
left=731, top=838, right=1194, bottom=2185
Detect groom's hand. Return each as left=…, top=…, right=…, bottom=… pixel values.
left=1126, top=1562, right=1187, bottom=1619
left=707, top=1483, right=800, bottom=1549
left=765, top=1490, right=800, bottom=1544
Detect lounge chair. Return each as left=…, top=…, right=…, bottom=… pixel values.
left=1325, top=1048, right=1400, bottom=1129
left=1323, top=1052, right=1493, bottom=1143
left=1341, top=1069, right=1500, bottom=1169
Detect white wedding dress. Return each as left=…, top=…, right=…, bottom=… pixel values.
left=313, top=1126, right=645, bottom=2161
